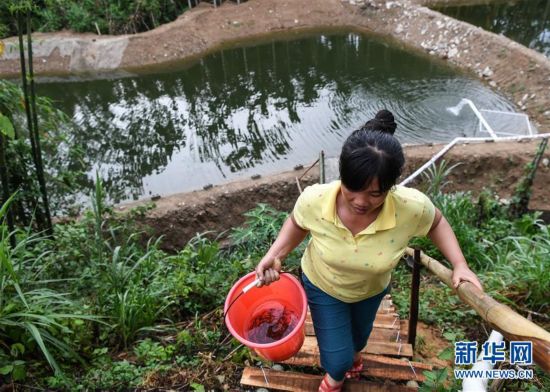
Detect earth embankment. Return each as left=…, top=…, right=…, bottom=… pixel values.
left=128, top=139, right=550, bottom=251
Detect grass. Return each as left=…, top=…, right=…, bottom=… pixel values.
left=0, top=194, right=97, bottom=378
left=1, top=167, right=548, bottom=389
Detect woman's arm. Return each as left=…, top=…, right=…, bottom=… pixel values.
left=428, top=208, right=484, bottom=291
left=256, top=215, right=309, bottom=286
left=255, top=214, right=309, bottom=286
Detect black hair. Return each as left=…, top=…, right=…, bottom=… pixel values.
left=339, top=130, right=404, bottom=192
left=361, top=109, right=397, bottom=135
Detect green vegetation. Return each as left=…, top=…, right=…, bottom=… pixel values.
left=0, top=0, right=190, bottom=38
left=1, top=71, right=548, bottom=389
left=1, top=11, right=546, bottom=389
left=0, top=79, right=88, bottom=219
left=390, top=160, right=550, bottom=392
left=0, top=178, right=310, bottom=389
left=1, top=177, right=548, bottom=389
left=392, top=187, right=550, bottom=391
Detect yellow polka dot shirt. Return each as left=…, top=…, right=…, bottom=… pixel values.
left=293, top=180, right=435, bottom=303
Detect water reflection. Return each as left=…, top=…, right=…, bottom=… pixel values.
left=38, top=33, right=516, bottom=203
left=436, top=0, right=550, bottom=57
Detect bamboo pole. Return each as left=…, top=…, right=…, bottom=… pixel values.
left=509, top=138, right=548, bottom=218
left=405, top=247, right=550, bottom=373
left=17, top=12, right=45, bottom=230
left=26, top=11, right=53, bottom=236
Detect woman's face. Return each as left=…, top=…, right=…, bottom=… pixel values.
left=340, top=178, right=388, bottom=216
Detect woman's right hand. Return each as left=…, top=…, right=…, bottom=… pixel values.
left=255, top=256, right=282, bottom=287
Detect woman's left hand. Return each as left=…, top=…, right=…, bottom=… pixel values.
left=452, top=264, right=484, bottom=292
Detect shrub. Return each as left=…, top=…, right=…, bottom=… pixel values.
left=0, top=79, right=88, bottom=218
left=1, top=0, right=189, bottom=38
left=0, top=195, right=96, bottom=377
left=166, top=234, right=254, bottom=316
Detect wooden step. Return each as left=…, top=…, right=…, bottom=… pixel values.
left=305, top=312, right=401, bottom=330
left=305, top=309, right=406, bottom=330
left=378, top=306, right=397, bottom=313
left=305, top=322, right=409, bottom=341
left=368, top=327, right=408, bottom=342
left=305, top=312, right=399, bottom=323
left=241, top=367, right=418, bottom=391
left=375, top=319, right=408, bottom=331
left=240, top=293, right=435, bottom=389
left=283, top=351, right=431, bottom=382
left=294, top=336, right=413, bottom=360
left=379, top=299, right=395, bottom=311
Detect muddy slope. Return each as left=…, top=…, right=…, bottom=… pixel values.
left=128, top=140, right=550, bottom=251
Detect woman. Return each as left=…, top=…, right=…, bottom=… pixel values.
left=255, top=129, right=483, bottom=392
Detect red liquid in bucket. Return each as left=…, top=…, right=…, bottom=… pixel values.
left=245, top=306, right=298, bottom=344
left=224, top=272, right=307, bottom=362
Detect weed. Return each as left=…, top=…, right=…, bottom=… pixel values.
left=0, top=195, right=97, bottom=376
left=2, top=174, right=547, bottom=390
left=419, top=368, right=459, bottom=392
left=134, top=339, right=175, bottom=367
left=420, top=159, right=462, bottom=197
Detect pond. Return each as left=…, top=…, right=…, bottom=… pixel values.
left=37, top=32, right=517, bottom=204
left=434, top=0, right=550, bottom=57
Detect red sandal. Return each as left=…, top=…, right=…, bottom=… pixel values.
left=318, top=374, right=344, bottom=392
left=345, top=354, right=364, bottom=379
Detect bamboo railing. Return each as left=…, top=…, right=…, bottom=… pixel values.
left=405, top=247, right=550, bottom=373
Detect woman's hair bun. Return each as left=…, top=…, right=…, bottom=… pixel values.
left=362, top=109, right=397, bottom=135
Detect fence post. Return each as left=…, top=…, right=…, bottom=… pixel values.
left=319, top=150, right=325, bottom=184
left=408, top=248, right=421, bottom=348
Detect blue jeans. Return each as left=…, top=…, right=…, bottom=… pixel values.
left=302, top=273, right=390, bottom=381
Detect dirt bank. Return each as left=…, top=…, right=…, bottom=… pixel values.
left=128, top=139, right=550, bottom=251
left=1, top=0, right=549, bottom=130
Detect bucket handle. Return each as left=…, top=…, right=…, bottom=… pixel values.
left=223, top=277, right=260, bottom=322
left=242, top=278, right=261, bottom=294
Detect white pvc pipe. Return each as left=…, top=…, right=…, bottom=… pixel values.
left=400, top=133, right=550, bottom=187
left=461, top=330, right=504, bottom=392
left=480, top=109, right=530, bottom=117
left=447, top=99, right=498, bottom=139
left=527, top=119, right=534, bottom=136
left=479, top=109, right=534, bottom=136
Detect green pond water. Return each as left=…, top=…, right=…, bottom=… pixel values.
left=37, top=33, right=518, bottom=204
left=436, top=0, right=550, bottom=57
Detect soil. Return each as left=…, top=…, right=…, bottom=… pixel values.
left=413, top=321, right=453, bottom=369
left=122, top=139, right=550, bottom=252
left=402, top=139, right=550, bottom=211
left=124, top=165, right=319, bottom=252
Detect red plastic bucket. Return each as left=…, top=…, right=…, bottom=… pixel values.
left=224, top=271, right=307, bottom=362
